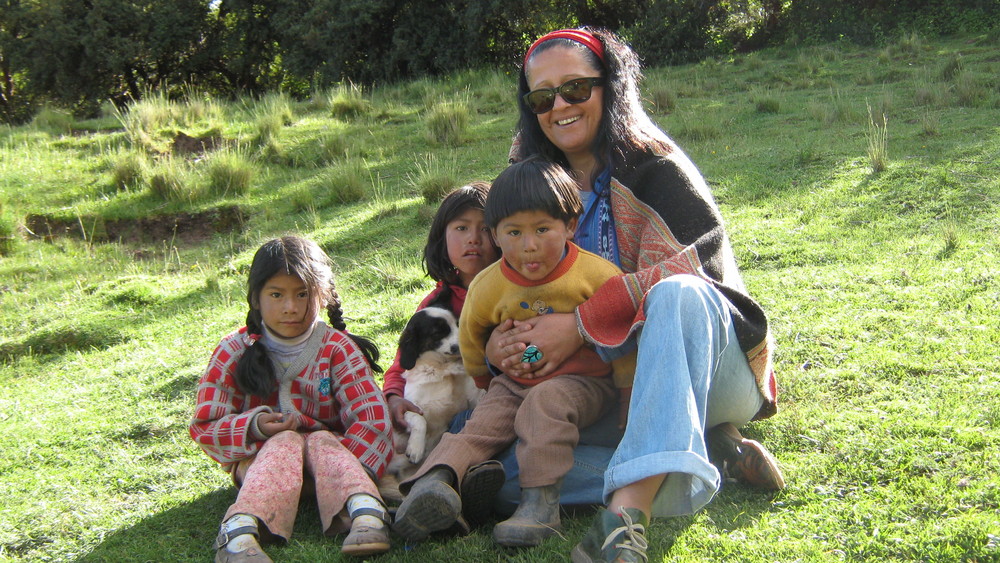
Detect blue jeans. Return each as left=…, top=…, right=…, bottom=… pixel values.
left=453, top=275, right=763, bottom=517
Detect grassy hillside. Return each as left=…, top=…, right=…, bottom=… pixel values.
left=1, top=32, right=998, bottom=562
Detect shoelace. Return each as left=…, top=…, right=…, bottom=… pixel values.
left=600, top=507, right=649, bottom=562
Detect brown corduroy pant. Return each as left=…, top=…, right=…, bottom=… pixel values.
left=402, top=374, right=614, bottom=491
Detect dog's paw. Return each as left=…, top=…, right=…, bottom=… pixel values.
left=406, top=439, right=426, bottom=463
left=402, top=411, right=428, bottom=463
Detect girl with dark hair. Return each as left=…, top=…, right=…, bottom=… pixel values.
left=487, top=28, right=784, bottom=562
left=380, top=183, right=503, bottom=530
left=190, top=236, right=393, bottom=561
left=381, top=183, right=500, bottom=429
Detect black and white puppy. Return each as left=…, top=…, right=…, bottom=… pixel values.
left=387, top=286, right=483, bottom=480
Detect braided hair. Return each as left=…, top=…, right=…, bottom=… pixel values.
left=235, top=236, right=382, bottom=398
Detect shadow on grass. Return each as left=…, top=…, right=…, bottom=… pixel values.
left=77, top=488, right=234, bottom=563
left=75, top=482, right=780, bottom=562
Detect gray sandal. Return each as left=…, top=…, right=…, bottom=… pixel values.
left=213, top=525, right=273, bottom=563
left=342, top=505, right=392, bottom=556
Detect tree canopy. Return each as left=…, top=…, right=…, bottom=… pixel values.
left=2, top=0, right=997, bottom=121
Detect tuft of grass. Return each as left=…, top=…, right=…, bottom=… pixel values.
left=648, top=82, right=677, bottom=114
left=106, top=148, right=149, bottom=191
left=793, top=142, right=823, bottom=166
left=884, top=30, right=926, bottom=59
left=316, top=159, right=370, bottom=205
left=147, top=156, right=198, bottom=202
left=473, top=70, right=515, bottom=115
left=874, top=89, right=894, bottom=119
left=673, top=114, right=722, bottom=142
left=204, top=147, right=256, bottom=198
left=938, top=212, right=961, bottom=259
left=250, top=112, right=284, bottom=155
left=0, top=202, right=19, bottom=256
left=953, top=72, right=989, bottom=107
left=31, top=106, right=75, bottom=135
left=254, top=92, right=294, bottom=126
left=329, top=83, right=371, bottom=119
left=939, top=53, right=964, bottom=81
left=914, top=70, right=948, bottom=106
left=808, top=88, right=856, bottom=124
left=112, top=90, right=180, bottom=153
left=866, top=102, right=889, bottom=174
left=318, top=133, right=351, bottom=163
left=750, top=87, right=781, bottom=113
left=426, top=99, right=471, bottom=146
left=180, top=86, right=226, bottom=126
left=919, top=109, right=941, bottom=137
left=411, top=155, right=458, bottom=203
left=855, top=69, right=877, bottom=86
left=793, top=52, right=819, bottom=75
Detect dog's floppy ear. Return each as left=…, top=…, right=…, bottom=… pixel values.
left=426, top=284, right=453, bottom=314
left=398, top=316, right=421, bottom=370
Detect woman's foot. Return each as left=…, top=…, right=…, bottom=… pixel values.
left=707, top=422, right=785, bottom=490
left=571, top=507, right=648, bottom=563
left=391, top=467, right=461, bottom=541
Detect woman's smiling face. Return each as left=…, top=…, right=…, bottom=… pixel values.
left=525, top=45, right=604, bottom=170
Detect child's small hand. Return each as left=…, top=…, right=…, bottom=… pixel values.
left=387, top=395, right=423, bottom=434
left=503, top=314, right=584, bottom=379
left=487, top=318, right=528, bottom=373
left=258, top=411, right=300, bottom=436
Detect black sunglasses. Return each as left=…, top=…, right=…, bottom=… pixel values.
left=522, top=77, right=604, bottom=114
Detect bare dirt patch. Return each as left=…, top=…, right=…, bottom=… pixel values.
left=25, top=205, right=246, bottom=246
left=171, top=132, right=225, bottom=155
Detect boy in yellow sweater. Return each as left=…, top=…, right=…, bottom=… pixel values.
left=393, top=156, right=635, bottom=548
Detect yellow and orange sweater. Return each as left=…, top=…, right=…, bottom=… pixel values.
left=460, top=242, right=636, bottom=389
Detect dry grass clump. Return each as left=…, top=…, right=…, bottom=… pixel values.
left=426, top=99, right=470, bottom=145
left=204, top=147, right=256, bottom=198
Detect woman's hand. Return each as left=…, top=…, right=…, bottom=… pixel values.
left=494, top=313, right=585, bottom=379
left=257, top=411, right=299, bottom=437
left=387, top=394, right=423, bottom=433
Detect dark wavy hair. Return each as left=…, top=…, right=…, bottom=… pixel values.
left=235, top=236, right=382, bottom=398
left=486, top=156, right=582, bottom=230
left=513, top=27, right=673, bottom=183
left=423, top=182, right=500, bottom=285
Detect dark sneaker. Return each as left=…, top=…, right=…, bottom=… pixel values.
left=571, top=507, right=648, bottom=563
left=392, top=468, right=461, bottom=541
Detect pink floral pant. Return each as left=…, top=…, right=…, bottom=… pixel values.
left=225, top=430, right=381, bottom=540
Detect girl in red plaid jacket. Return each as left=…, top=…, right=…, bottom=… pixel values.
left=190, top=236, right=393, bottom=561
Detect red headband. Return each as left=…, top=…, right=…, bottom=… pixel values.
left=523, top=29, right=606, bottom=67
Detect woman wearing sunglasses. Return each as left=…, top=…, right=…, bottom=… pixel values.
left=485, top=27, right=784, bottom=562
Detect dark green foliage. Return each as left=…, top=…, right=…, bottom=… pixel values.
left=20, top=0, right=211, bottom=116
left=626, top=0, right=731, bottom=65
left=3, top=0, right=1000, bottom=123
left=781, top=0, right=1000, bottom=45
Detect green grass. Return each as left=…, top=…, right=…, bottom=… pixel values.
left=2, top=33, right=1000, bottom=562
